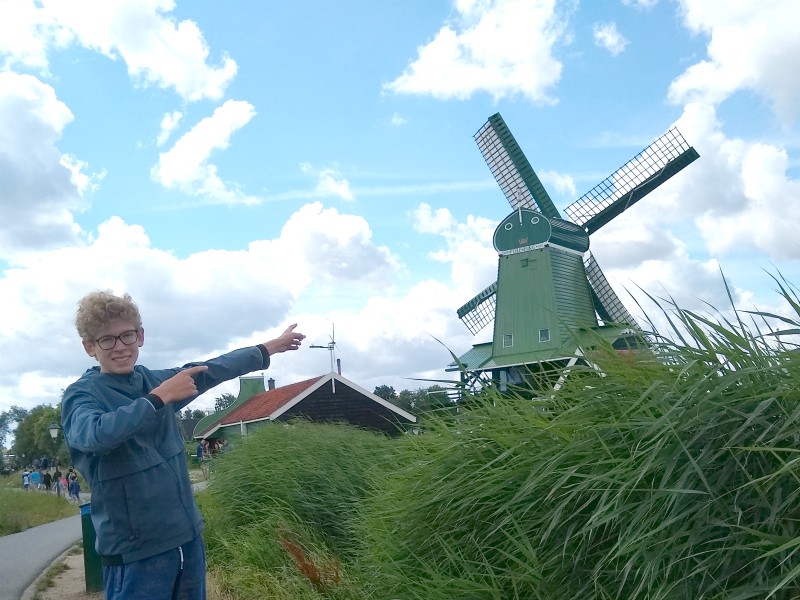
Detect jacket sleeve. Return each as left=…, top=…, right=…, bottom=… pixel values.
left=172, top=345, right=270, bottom=412
left=62, top=388, right=162, bottom=454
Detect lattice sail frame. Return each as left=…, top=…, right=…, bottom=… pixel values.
left=564, top=128, right=693, bottom=232
left=457, top=282, right=497, bottom=335
left=474, top=114, right=561, bottom=219
left=584, top=252, right=638, bottom=327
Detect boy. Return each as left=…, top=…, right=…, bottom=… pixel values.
left=61, top=291, right=305, bottom=600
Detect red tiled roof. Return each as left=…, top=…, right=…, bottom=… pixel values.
left=220, top=375, right=325, bottom=425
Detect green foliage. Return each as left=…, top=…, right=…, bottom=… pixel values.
left=395, top=384, right=453, bottom=415
left=0, top=487, right=76, bottom=535
left=201, top=420, right=401, bottom=598
left=372, top=385, right=396, bottom=400
left=0, top=405, right=29, bottom=448
left=200, top=274, right=800, bottom=599
left=10, top=404, right=68, bottom=467
left=215, top=392, right=236, bottom=413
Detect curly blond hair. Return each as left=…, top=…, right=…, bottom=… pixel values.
left=75, top=291, right=142, bottom=341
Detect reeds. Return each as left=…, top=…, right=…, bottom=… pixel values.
left=202, top=274, right=800, bottom=599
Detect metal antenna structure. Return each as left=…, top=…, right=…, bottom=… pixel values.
left=310, top=324, right=337, bottom=392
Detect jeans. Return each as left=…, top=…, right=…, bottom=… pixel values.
left=102, top=535, right=206, bottom=600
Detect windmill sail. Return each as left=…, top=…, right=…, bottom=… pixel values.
left=475, top=113, right=561, bottom=219
left=584, top=252, right=638, bottom=327
left=457, top=281, right=497, bottom=335
left=564, top=127, right=699, bottom=235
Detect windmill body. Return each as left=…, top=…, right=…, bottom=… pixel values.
left=451, top=113, right=699, bottom=391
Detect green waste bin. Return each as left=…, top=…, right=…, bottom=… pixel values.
left=79, top=503, right=103, bottom=593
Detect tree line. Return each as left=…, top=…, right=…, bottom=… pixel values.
left=0, top=391, right=238, bottom=470
left=372, top=384, right=454, bottom=413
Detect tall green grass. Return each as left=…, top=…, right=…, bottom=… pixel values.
left=202, top=277, right=800, bottom=599
left=200, top=420, right=402, bottom=599
left=0, top=487, right=77, bottom=535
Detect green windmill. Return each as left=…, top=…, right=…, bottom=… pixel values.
left=450, top=113, right=699, bottom=391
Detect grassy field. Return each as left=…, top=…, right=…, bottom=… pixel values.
left=0, top=478, right=77, bottom=535
left=198, top=277, right=800, bottom=599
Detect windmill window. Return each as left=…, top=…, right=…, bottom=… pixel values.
left=531, top=216, right=539, bottom=224
left=504, top=223, right=513, bottom=230
left=503, top=333, right=513, bottom=347
left=539, top=328, right=550, bottom=343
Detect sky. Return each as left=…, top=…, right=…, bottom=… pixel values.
left=1, top=0, right=799, bottom=417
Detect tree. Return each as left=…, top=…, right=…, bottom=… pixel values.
left=396, top=389, right=416, bottom=412
left=373, top=385, right=397, bottom=401
left=183, top=408, right=193, bottom=419
left=214, top=393, right=236, bottom=412
left=11, top=404, right=65, bottom=467
left=191, top=409, right=206, bottom=419
left=0, top=405, right=29, bottom=448
left=394, top=385, right=454, bottom=414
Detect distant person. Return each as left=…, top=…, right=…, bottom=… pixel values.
left=42, top=470, right=53, bottom=492
left=68, top=474, right=81, bottom=502
left=61, top=290, right=305, bottom=600
left=30, top=469, right=41, bottom=490
left=53, top=467, right=63, bottom=496
left=22, top=469, right=30, bottom=491
left=41, top=456, right=49, bottom=471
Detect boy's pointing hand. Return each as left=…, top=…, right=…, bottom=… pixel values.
left=152, top=365, right=209, bottom=404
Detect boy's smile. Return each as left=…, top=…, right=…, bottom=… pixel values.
left=83, top=320, right=144, bottom=374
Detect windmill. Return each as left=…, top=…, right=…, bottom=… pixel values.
left=450, top=113, right=699, bottom=391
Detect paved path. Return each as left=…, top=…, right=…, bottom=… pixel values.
left=5, top=479, right=204, bottom=599
left=0, top=512, right=82, bottom=600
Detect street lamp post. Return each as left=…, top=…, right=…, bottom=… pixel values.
left=48, top=423, right=61, bottom=496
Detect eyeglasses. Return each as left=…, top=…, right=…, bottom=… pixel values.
left=95, top=330, right=139, bottom=350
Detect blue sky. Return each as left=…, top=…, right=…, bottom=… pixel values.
left=1, top=0, right=799, bottom=415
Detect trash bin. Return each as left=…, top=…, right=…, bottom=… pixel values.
left=79, top=503, right=103, bottom=593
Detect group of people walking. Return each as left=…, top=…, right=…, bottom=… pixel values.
left=20, top=463, right=82, bottom=502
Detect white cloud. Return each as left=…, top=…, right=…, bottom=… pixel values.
left=412, top=203, right=498, bottom=298
left=385, top=0, right=568, bottom=103
left=593, top=22, right=629, bottom=56
left=658, top=102, right=800, bottom=261
left=281, top=202, right=399, bottom=286
left=299, top=163, right=355, bottom=201
left=622, top=0, right=659, bottom=8
left=0, top=0, right=236, bottom=102
left=0, top=203, right=411, bottom=413
left=390, top=112, right=407, bottom=127
left=157, top=110, right=183, bottom=146
left=0, top=72, right=88, bottom=257
left=0, top=0, right=56, bottom=70
left=152, top=99, right=258, bottom=204
left=540, top=169, right=577, bottom=197
left=670, top=0, right=800, bottom=123
left=696, top=139, right=800, bottom=259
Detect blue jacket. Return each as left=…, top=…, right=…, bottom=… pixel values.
left=61, top=346, right=269, bottom=563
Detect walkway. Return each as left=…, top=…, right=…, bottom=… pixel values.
left=0, top=512, right=82, bottom=600
left=4, top=476, right=205, bottom=599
